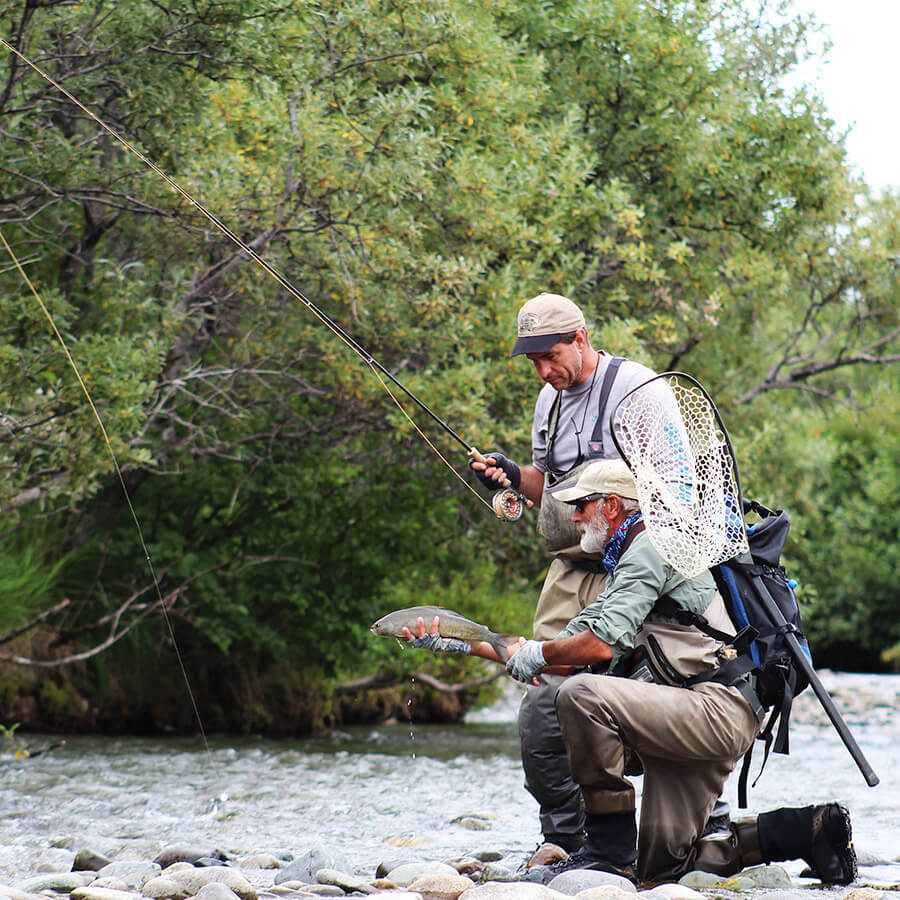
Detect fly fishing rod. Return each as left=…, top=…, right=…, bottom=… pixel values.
left=0, top=39, right=530, bottom=521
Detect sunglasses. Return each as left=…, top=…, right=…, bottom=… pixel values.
left=573, top=493, right=606, bottom=513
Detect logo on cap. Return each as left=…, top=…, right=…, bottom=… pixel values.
left=519, top=312, right=541, bottom=335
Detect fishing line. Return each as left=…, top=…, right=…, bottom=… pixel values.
left=0, top=228, right=210, bottom=755
left=0, top=39, right=485, bottom=471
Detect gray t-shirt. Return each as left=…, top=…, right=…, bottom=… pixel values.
left=531, top=353, right=657, bottom=478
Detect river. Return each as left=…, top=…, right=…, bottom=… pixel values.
left=1, top=670, right=898, bottom=886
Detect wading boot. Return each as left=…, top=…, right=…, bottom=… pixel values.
left=525, top=810, right=637, bottom=886
left=758, top=803, right=857, bottom=885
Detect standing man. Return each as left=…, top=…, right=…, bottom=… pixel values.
left=470, top=293, right=659, bottom=855
left=504, top=459, right=856, bottom=886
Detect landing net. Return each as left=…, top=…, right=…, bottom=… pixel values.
left=611, top=373, right=748, bottom=578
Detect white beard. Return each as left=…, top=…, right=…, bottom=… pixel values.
left=579, top=515, right=610, bottom=555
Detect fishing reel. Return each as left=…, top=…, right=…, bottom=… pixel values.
left=491, top=487, right=529, bottom=521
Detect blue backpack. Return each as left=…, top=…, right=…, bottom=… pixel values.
left=655, top=498, right=812, bottom=805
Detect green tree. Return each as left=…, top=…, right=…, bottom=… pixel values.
left=0, top=0, right=897, bottom=731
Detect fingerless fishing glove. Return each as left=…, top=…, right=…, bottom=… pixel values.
left=506, top=640, right=546, bottom=682
left=408, top=634, right=471, bottom=654
left=470, top=451, right=521, bottom=490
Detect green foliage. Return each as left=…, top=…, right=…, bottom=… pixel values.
left=0, top=0, right=897, bottom=730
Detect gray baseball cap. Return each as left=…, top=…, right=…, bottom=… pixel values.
left=510, top=293, right=586, bottom=356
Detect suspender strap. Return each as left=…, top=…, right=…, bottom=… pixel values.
left=546, top=356, right=624, bottom=473
left=588, top=356, right=624, bottom=455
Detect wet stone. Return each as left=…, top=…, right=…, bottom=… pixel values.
left=274, top=848, right=350, bottom=885
left=36, top=849, right=76, bottom=873
left=15, top=873, right=93, bottom=893
left=154, top=847, right=228, bottom=869
left=407, top=872, right=475, bottom=899
left=476, top=863, right=518, bottom=883
left=639, top=885, right=705, bottom=900
left=195, top=882, right=242, bottom=900
left=450, top=815, right=494, bottom=832
left=71, top=887, right=142, bottom=900
left=238, top=855, right=282, bottom=870
left=0, top=886, right=63, bottom=900
left=164, top=865, right=257, bottom=900
left=547, top=869, right=637, bottom=895
left=314, top=868, right=376, bottom=894
left=376, top=857, right=423, bottom=879
left=457, top=882, right=567, bottom=898
left=89, top=878, right=130, bottom=891
left=140, top=875, right=189, bottom=900
left=95, top=862, right=161, bottom=889
left=442, top=857, right=484, bottom=877
left=387, top=862, right=460, bottom=887
left=75, top=851, right=114, bottom=872
left=573, top=887, right=638, bottom=900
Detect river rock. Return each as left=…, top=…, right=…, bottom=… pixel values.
left=274, top=848, right=350, bottom=885
left=468, top=851, right=504, bottom=863
left=459, top=883, right=568, bottom=899
left=75, top=850, right=114, bottom=872
left=37, top=849, right=76, bottom=872
left=154, top=847, right=229, bottom=869
left=376, top=858, right=423, bottom=878
left=90, top=878, right=131, bottom=891
left=734, top=864, right=793, bottom=888
left=95, top=862, right=161, bottom=888
left=141, top=876, right=189, bottom=900
left=571, top=887, right=636, bottom=900
left=477, top=863, right=518, bottom=882
left=844, top=889, right=887, bottom=900
left=408, top=873, right=475, bottom=899
left=451, top=815, right=494, bottom=832
left=677, top=871, right=756, bottom=891
left=15, top=873, right=93, bottom=892
left=163, top=866, right=256, bottom=900
left=0, top=886, right=58, bottom=900
left=266, top=883, right=342, bottom=897
left=547, top=869, right=637, bottom=895
left=442, top=857, right=485, bottom=877
left=71, top=887, right=143, bottom=900
left=314, top=868, right=376, bottom=894
left=639, top=886, right=704, bottom=900
left=387, top=863, right=460, bottom=887
left=237, top=855, right=281, bottom=870
left=195, top=883, right=242, bottom=900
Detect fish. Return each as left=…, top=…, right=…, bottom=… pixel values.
left=370, top=605, right=517, bottom=662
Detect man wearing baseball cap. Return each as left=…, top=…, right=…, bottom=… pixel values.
left=469, top=293, right=674, bottom=859
left=504, top=458, right=856, bottom=888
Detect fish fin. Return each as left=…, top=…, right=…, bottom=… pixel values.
left=491, top=636, right=517, bottom=663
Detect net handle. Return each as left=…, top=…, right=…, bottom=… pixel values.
left=608, top=370, right=747, bottom=513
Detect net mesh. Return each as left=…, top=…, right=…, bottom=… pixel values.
left=612, top=373, right=748, bottom=578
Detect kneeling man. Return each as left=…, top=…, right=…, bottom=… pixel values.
left=505, top=458, right=856, bottom=886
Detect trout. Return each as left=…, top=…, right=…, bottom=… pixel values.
left=370, top=605, right=517, bottom=662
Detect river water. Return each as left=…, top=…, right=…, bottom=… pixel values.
left=1, top=670, right=898, bottom=887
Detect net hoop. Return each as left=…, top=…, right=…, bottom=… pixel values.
left=610, top=372, right=749, bottom=578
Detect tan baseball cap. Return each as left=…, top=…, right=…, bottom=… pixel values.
left=551, top=458, right=638, bottom=503
left=510, top=293, right=586, bottom=356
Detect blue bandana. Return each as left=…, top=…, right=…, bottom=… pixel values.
left=602, top=512, right=644, bottom=576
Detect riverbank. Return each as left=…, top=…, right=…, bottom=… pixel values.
left=2, top=837, right=898, bottom=900
left=2, top=672, right=898, bottom=897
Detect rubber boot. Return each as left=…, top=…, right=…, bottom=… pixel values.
left=757, top=804, right=857, bottom=885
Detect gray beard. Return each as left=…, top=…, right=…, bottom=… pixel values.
left=580, top=515, right=610, bottom=555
